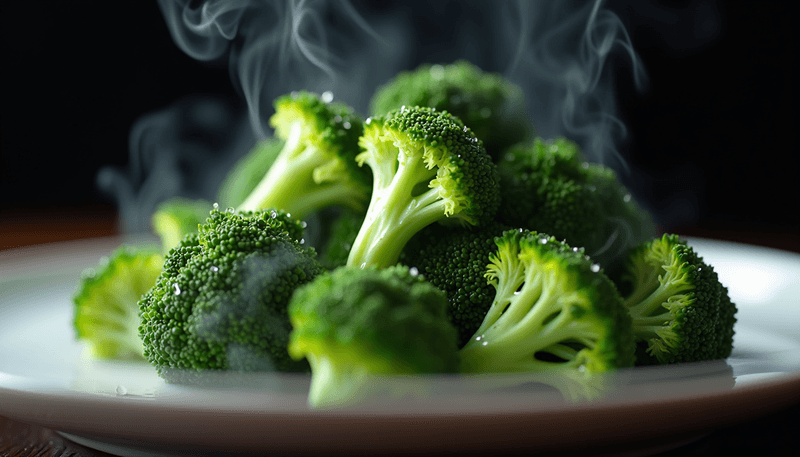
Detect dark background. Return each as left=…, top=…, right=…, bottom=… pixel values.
left=1, top=0, right=797, bottom=251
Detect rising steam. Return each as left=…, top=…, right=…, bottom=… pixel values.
left=101, top=0, right=647, bottom=232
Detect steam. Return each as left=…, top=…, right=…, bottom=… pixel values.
left=102, top=0, right=649, bottom=232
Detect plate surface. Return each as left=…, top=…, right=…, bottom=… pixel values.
left=1, top=236, right=799, bottom=456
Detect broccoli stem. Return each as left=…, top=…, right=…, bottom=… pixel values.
left=346, top=152, right=441, bottom=268
left=238, top=123, right=364, bottom=219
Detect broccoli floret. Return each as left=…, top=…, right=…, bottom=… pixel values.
left=73, top=246, right=163, bottom=360
left=217, top=138, right=284, bottom=209
left=138, top=208, right=322, bottom=382
left=287, top=265, right=460, bottom=408
left=402, top=223, right=510, bottom=347
left=612, top=234, right=737, bottom=365
left=236, top=91, right=371, bottom=220
left=370, top=61, right=531, bottom=159
left=347, top=106, right=501, bottom=269
left=151, top=197, right=214, bottom=254
left=460, top=230, right=635, bottom=375
left=497, top=137, right=655, bottom=267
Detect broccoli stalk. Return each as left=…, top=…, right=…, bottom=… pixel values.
left=460, top=230, right=635, bottom=374
left=614, top=234, right=737, bottom=365
left=346, top=106, right=500, bottom=269
left=237, top=91, right=370, bottom=220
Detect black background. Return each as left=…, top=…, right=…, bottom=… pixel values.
left=2, top=0, right=797, bottom=249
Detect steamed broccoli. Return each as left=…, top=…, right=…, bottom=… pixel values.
left=459, top=230, right=635, bottom=375
left=346, top=106, right=501, bottom=269
left=370, top=60, right=531, bottom=159
left=138, top=208, right=322, bottom=382
left=151, top=197, right=214, bottom=254
left=73, top=246, right=163, bottom=360
left=496, top=137, right=655, bottom=267
left=612, top=234, right=737, bottom=365
left=217, top=138, right=284, bottom=209
left=287, top=265, right=460, bottom=408
left=402, top=223, right=510, bottom=347
left=237, top=91, right=371, bottom=220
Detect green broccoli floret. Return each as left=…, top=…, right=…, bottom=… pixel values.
left=402, top=223, right=510, bottom=347
left=287, top=265, right=460, bottom=408
left=236, top=91, right=371, bottom=220
left=73, top=246, right=163, bottom=360
left=496, top=137, right=655, bottom=267
left=460, top=230, right=635, bottom=375
left=138, top=208, right=322, bottom=383
left=347, top=106, right=501, bottom=269
left=370, top=60, right=531, bottom=159
left=217, top=138, right=284, bottom=209
left=612, top=234, right=737, bottom=365
left=151, top=197, right=214, bottom=254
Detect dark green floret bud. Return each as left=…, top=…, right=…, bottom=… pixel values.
left=138, top=208, right=323, bottom=383
left=288, top=265, right=460, bottom=408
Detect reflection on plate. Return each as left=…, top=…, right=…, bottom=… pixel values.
left=1, top=236, right=799, bottom=456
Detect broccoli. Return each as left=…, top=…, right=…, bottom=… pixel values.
left=287, top=265, right=460, bottom=408
left=370, top=60, right=531, bottom=159
left=459, top=229, right=635, bottom=375
left=346, top=106, right=501, bottom=269
left=138, top=208, right=322, bottom=383
left=612, top=234, right=737, bottom=365
left=217, top=137, right=284, bottom=209
left=236, top=91, right=371, bottom=220
left=402, top=223, right=510, bottom=347
left=496, top=137, right=655, bottom=267
left=316, top=207, right=366, bottom=271
left=73, top=246, right=163, bottom=360
left=151, top=197, right=214, bottom=254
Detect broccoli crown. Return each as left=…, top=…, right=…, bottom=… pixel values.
left=217, top=138, right=284, bottom=209
left=614, top=234, right=737, bottom=365
left=369, top=60, right=530, bottom=159
left=151, top=197, right=214, bottom=254
left=497, top=137, right=654, bottom=266
left=73, top=246, right=163, bottom=360
left=138, top=208, right=322, bottom=382
left=288, top=264, right=460, bottom=407
left=237, top=91, right=371, bottom=219
left=402, top=223, right=510, bottom=347
left=460, top=230, right=635, bottom=374
left=347, top=106, right=500, bottom=268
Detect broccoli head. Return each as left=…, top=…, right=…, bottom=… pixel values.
left=138, top=208, right=322, bottom=382
left=288, top=265, right=460, bottom=408
left=402, top=223, right=510, bottom=347
left=613, top=234, right=737, bottom=365
left=460, top=229, right=635, bottom=375
left=497, top=137, right=655, bottom=267
left=347, top=106, right=501, bottom=269
left=237, top=91, right=371, bottom=219
left=73, top=246, right=163, bottom=360
left=370, top=60, right=531, bottom=159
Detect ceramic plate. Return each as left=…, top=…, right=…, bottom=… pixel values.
left=1, top=236, right=799, bottom=456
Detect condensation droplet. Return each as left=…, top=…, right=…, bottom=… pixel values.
left=300, top=238, right=305, bottom=245
left=213, top=202, right=220, bottom=210
left=321, top=91, right=334, bottom=103
left=623, top=193, right=632, bottom=203
left=540, top=238, right=549, bottom=244
left=210, top=266, right=219, bottom=273
left=116, top=385, right=128, bottom=396
left=300, top=221, right=308, bottom=228
left=343, top=121, right=351, bottom=129
left=590, top=264, right=601, bottom=273
left=173, top=284, right=182, bottom=295
left=409, top=267, right=419, bottom=276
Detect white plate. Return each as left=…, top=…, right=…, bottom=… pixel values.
left=1, top=236, right=799, bottom=456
